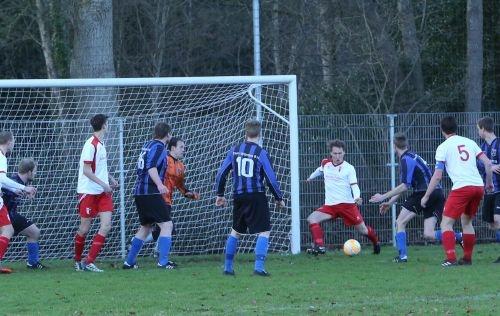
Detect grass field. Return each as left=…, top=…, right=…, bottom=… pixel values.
left=2, top=243, right=499, bottom=315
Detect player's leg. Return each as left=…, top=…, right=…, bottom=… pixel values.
left=124, top=224, right=152, bottom=269
left=440, top=214, right=458, bottom=266
left=459, top=214, right=474, bottom=265
left=74, top=217, right=91, bottom=270
left=84, top=209, right=112, bottom=272
left=354, top=221, right=380, bottom=254
left=0, top=206, right=14, bottom=273
left=254, top=230, right=270, bottom=276
left=19, top=223, right=46, bottom=269
left=156, top=220, right=174, bottom=268
left=249, top=193, right=271, bottom=276
left=224, top=228, right=241, bottom=275
left=493, top=193, right=500, bottom=243
left=306, top=208, right=333, bottom=254
left=394, top=208, right=416, bottom=262
left=458, top=186, right=483, bottom=265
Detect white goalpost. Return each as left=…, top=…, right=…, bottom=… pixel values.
left=0, top=75, right=300, bottom=261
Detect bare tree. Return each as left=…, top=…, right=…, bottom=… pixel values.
left=465, top=0, right=483, bottom=112
left=397, top=0, right=424, bottom=97
left=35, top=0, right=57, bottom=78
left=318, top=0, right=332, bottom=87
left=271, top=0, right=281, bottom=75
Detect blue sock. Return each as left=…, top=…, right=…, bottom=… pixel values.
left=224, top=235, right=238, bottom=272
left=26, top=242, right=39, bottom=264
left=395, top=232, right=407, bottom=259
left=496, top=230, right=500, bottom=242
left=126, top=237, right=144, bottom=265
left=254, top=236, right=269, bottom=272
left=455, top=232, right=463, bottom=243
left=434, top=230, right=442, bottom=241
left=158, top=236, right=172, bottom=266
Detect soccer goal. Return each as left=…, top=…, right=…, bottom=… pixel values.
left=0, top=75, right=300, bottom=261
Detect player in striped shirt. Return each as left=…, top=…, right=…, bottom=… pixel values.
left=0, top=131, right=37, bottom=274
left=74, top=114, right=118, bottom=272
left=421, top=116, right=493, bottom=267
left=123, top=122, right=174, bottom=270
left=370, top=133, right=461, bottom=262
left=215, top=119, right=285, bottom=276
left=476, top=117, right=500, bottom=263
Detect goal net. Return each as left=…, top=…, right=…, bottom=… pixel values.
left=0, top=76, right=300, bottom=261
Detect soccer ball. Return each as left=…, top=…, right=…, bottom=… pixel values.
left=343, top=239, right=361, bottom=256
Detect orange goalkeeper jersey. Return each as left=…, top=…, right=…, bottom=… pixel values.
left=162, top=155, right=188, bottom=205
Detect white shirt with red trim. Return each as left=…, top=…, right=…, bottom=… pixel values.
left=320, top=159, right=358, bottom=205
left=77, top=136, right=109, bottom=194
left=435, top=135, right=484, bottom=190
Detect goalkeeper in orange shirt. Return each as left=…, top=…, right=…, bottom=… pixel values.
left=129, top=137, right=199, bottom=260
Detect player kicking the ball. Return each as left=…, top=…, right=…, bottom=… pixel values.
left=306, top=140, right=380, bottom=255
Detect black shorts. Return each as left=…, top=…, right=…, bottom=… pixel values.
left=482, top=192, right=500, bottom=223
left=232, top=192, right=270, bottom=234
left=8, top=211, right=33, bottom=236
left=134, top=195, right=171, bottom=226
left=401, top=189, right=444, bottom=219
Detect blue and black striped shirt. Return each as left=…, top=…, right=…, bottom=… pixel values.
left=1, top=174, right=25, bottom=215
left=400, top=151, right=438, bottom=192
left=134, top=140, right=168, bottom=195
left=215, top=141, right=283, bottom=200
left=478, top=138, right=500, bottom=193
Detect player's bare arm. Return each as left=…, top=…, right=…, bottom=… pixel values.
left=478, top=154, right=494, bottom=192
left=148, top=167, right=168, bottom=194
left=421, top=169, right=443, bottom=207
left=370, top=183, right=407, bottom=203
left=82, top=163, right=112, bottom=192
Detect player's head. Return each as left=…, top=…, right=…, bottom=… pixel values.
left=90, top=114, right=108, bottom=133
left=328, top=139, right=345, bottom=164
left=393, top=132, right=408, bottom=152
left=168, top=137, right=185, bottom=159
left=0, top=131, right=15, bottom=153
left=154, top=122, right=172, bottom=142
left=440, top=116, right=457, bottom=136
left=477, top=116, right=494, bottom=139
left=18, top=158, right=37, bottom=181
left=245, top=119, right=261, bottom=140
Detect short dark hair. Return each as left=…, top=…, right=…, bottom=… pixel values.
left=18, top=158, right=36, bottom=174
left=90, top=114, right=108, bottom=132
left=394, top=132, right=408, bottom=150
left=154, top=122, right=171, bottom=139
left=167, top=137, right=183, bottom=150
left=477, top=117, right=494, bottom=132
left=328, top=139, right=346, bottom=151
left=245, top=119, right=261, bottom=138
left=0, top=131, right=13, bottom=145
left=440, top=116, right=457, bottom=135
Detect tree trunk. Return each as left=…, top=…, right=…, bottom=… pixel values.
left=466, top=0, right=483, bottom=112
left=271, top=0, right=281, bottom=75
left=397, top=0, right=424, bottom=97
left=69, top=0, right=116, bottom=117
left=35, top=0, right=58, bottom=79
left=318, top=0, right=332, bottom=87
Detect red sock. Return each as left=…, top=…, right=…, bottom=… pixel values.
left=309, top=223, right=324, bottom=247
left=74, top=233, right=86, bottom=261
left=86, top=234, right=106, bottom=264
left=462, top=233, right=476, bottom=261
left=0, top=236, right=9, bottom=260
left=442, top=231, right=457, bottom=262
left=365, top=226, right=379, bottom=245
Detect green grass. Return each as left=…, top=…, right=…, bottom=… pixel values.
left=2, top=243, right=500, bottom=315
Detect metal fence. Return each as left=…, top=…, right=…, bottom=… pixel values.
left=299, top=112, right=500, bottom=249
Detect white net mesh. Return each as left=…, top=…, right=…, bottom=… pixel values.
left=0, top=78, right=295, bottom=261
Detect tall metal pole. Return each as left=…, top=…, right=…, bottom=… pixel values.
left=253, top=0, right=262, bottom=121
left=118, top=118, right=127, bottom=258
left=387, top=114, right=397, bottom=247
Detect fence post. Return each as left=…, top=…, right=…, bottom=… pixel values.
left=387, top=114, right=397, bottom=247
left=118, top=118, right=126, bottom=258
